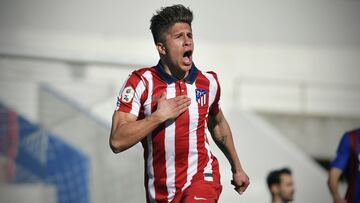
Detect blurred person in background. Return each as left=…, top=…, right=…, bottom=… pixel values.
left=328, top=128, right=360, bottom=203
left=266, top=168, right=295, bottom=203
left=109, top=4, right=249, bottom=203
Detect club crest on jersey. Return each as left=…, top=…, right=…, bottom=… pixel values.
left=195, top=88, right=208, bottom=106
left=121, top=86, right=135, bottom=103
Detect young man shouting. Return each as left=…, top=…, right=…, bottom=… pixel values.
left=110, top=4, right=249, bottom=203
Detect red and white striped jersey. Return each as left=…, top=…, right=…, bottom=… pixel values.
left=115, top=62, right=221, bottom=203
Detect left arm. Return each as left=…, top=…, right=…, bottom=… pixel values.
left=208, top=110, right=250, bottom=194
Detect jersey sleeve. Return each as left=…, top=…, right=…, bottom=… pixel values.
left=115, top=71, right=146, bottom=117
left=207, top=71, right=221, bottom=116
left=331, top=133, right=351, bottom=171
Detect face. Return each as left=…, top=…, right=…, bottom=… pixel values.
left=157, top=22, right=194, bottom=74
left=278, top=174, right=295, bottom=202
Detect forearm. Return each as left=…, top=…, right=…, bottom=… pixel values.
left=110, top=112, right=164, bottom=153
left=328, top=168, right=343, bottom=200
left=209, top=114, right=243, bottom=173
left=110, top=93, right=190, bottom=153
left=208, top=111, right=250, bottom=193
left=214, top=126, right=243, bottom=172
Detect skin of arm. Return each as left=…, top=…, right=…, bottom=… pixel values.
left=328, top=168, right=347, bottom=203
left=207, top=110, right=250, bottom=194
left=110, top=92, right=191, bottom=153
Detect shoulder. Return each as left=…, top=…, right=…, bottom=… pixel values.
left=199, top=69, right=218, bottom=77
left=343, top=128, right=360, bottom=148
left=127, top=66, right=155, bottom=83
left=131, top=67, right=155, bottom=77
left=338, top=132, right=351, bottom=148
left=200, top=70, right=220, bottom=85
left=340, top=128, right=360, bottom=143
left=205, top=70, right=218, bottom=78
left=206, top=71, right=220, bottom=83
left=196, top=69, right=219, bottom=79
left=346, top=128, right=360, bottom=136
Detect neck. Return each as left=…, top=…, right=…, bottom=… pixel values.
left=272, top=196, right=286, bottom=203
left=160, top=60, right=189, bottom=80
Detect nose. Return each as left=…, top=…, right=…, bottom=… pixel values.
left=184, top=36, right=192, bottom=47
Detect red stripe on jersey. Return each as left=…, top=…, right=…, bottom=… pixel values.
left=210, top=154, right=221, bottom=182
left=203, top=130, right=221, bottom=182
left=152, top=124, right=168, bottom=202
left=207, top=71, right=221, bottom=116
left=142, top=139, right=150, bottom=203
left=174, top=81, right=190, bottom=194
left=151, top=75, right=169, bottom=202
left=194, top=72, right=211, bottom=181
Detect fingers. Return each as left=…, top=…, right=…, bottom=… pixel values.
left=231, top=180, right=242, bottom=194
left=173, top=95, right=188, bottom=101
left=177, top=98, right=191, bottom=107
left=231, top=179, right=250, bottom=195
left=157, top=95, right=190, bottom=120
left=172, top=96, right=191, bottom=109
left=173, top=96, right=190, bottom=106
left=174, top=99, right=191, bottom=115
left=239, top=182, right=249, bottom=193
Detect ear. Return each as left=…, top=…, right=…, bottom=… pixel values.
left=271, top=184, right=280, bottom=195
left=156, top=42, right=166, bottom=55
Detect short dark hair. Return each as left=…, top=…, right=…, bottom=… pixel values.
left=150, top=4, right=193, bottom=44
left=266, top=168, right=292, bottom=189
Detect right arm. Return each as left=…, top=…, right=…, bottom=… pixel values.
left=328, top=168, right=346, bottom=203
left=109, top=93, right=191, bottom=153
left=109, top=110, right=163, bottom=153
left=327, top=133, right=350, bottom=203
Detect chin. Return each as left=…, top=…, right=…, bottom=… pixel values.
left=181, top=64, right=192, bottom=72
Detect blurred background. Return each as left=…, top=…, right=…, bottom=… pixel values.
left=0, top=0, right=359, bottom=202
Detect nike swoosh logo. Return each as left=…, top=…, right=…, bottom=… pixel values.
left=194, top=196, right=207, bottom=200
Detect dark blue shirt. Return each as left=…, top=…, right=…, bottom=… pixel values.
left=331, top=129, right=360, bottom=203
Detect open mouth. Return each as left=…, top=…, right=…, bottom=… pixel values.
left=183, top=50, right=192, bottom=58
left=183, top=50, right=193, bottom=65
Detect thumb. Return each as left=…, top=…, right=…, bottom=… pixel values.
left=159, top=92, right=166, bottom=101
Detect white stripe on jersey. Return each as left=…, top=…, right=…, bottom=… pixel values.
left=143, top=71, right=156, bottom=202
left=203, top=73, right=218, bottom=181
left=165, top=83, right=176, bottom=202
left=182, top=84, right=199, bottom=191
left=130, top=78, right=146, bottom=116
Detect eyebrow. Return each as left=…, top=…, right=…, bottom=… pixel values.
left=172, top=31, right=192, bottom=37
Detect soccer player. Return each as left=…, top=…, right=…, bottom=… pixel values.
left=328, top=128, right=360, bottom=203
left=109, top=4, right=249, bottom=203
left=266, top=168, right=295, bottom=203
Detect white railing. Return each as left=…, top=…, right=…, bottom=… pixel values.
left=233, top=76, right=360, bottom=117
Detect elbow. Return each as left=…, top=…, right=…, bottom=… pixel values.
left=109, top=138, right=127, bottom=154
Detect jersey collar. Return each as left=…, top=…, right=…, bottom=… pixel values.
left=155, top=61, right=199, bottom=84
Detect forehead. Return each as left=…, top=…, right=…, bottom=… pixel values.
left=167, top=22, right=192, bottom=34
left=280, top=174, right=293, bottom=183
